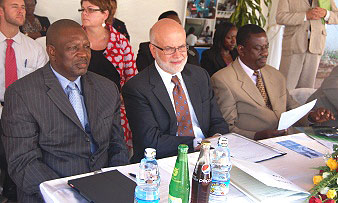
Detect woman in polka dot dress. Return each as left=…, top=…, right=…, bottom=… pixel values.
left=80, top=0, right=137, bottom=152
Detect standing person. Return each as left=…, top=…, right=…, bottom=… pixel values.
left=276, top=0, right=338, bottom=90
left=80, top=0, right=137, bottom=151
left=122, top=19, right=229, bottom=163
left=0, top=0, right=48, bottom=201
left=200, top=22, right=238, bottom=76
left=1, top=19, right=129, bottom=203
left=20, top=0, right=50, bottom=39
left=136, top=10, right=200, bottom=72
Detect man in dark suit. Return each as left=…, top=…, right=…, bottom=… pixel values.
left=123, top=19, right=229, bottom=163
left=1, top=19, right=129, bottom=202
left=136, top=10, right=200, bottom=72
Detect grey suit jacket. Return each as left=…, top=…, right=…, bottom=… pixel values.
left=122, top=63, right=229, bottom=162
left=211, top=59, right=300, bottom=139
left=276, top=0, right=338, bottom=55
left=1, top=63, right=129, bottom=203
left=308, top=66, right=338, bottom=126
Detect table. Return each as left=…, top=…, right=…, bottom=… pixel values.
left=40, top=133, right=332, bottom=202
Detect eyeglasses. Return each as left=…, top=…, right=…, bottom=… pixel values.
left=151, top=43, right=189, bottom=55
left=78, top=8, right=102, bottom=14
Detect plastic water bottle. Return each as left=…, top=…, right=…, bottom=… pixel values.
left=134, top=148, right=160, bottom=203
left=209, top=136, right=232, bottom=203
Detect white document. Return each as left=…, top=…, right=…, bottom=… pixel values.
left=208, top=133, right=286, bottom=163
left=278, top=99, right=317, bottom=130
left=230, top=158, right=309, bottom=202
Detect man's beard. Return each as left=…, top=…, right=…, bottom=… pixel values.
left=4, top=11, right=25, bottom=27
left=156, top=52, right=187, bottom=75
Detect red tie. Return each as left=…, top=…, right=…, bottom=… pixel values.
left=5, top=39, right=18, bottom=88
left=172, top=76, right=195, bottom=137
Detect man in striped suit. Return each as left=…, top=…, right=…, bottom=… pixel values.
left=1, top=19, right=129, bottom=202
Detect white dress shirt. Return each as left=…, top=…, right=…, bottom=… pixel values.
left=238, top=57, right=259, bottom=84
left=154, top=61, right=205, bottom=147
left=0, top=31, right=48, bottom=116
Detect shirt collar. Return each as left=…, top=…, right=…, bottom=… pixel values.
left=0, top=31, right=22, bottom=44
left=50, top=65, right=82, bottom=93
left=238, top=57, right=256, bottom=77
left=154, top=60, right=183, bottom=85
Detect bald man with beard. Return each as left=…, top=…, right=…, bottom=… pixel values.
left=122, top=19, right=229, bottom=163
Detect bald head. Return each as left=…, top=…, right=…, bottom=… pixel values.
left=46, top=19, right=84, bottom=46
left=149, top=18, right=185, bottom=45
left=149, top=19, right=188, bottom=75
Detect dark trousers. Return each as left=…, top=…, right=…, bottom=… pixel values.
left=0, top=119, right=17, bottom=200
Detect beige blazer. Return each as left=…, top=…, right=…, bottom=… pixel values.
left=211, top=59, right=300, bottom=139
left=307, top=66, right=338, bottom=126
left=276, top=0, right=338, bottom=55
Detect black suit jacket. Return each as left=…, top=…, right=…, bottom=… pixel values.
left=20, top=14, right=50, bottom=37
left=136, top=42, right=200, bottom=72
left=122, top=63, right=229, bottom=162
left=1, top=63, right=129, bottom=203
left=200, top=48, right=238, bottom=77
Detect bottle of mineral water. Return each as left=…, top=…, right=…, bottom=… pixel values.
left=134, top=148, right=160, bottom=203
left=209, top=136, right=232, bottom=203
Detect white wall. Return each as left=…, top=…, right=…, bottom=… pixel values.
left=34, top=0, right=187, bottom=54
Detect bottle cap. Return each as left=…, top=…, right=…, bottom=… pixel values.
left=178, top=144, right=189, bottom=153
left=201, top=140, right=211, bottom=146
left=218, top=136, right=228, bottom=147
left=144, top=148, right=156, bottom=158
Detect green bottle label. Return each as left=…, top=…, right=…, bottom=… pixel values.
left=168, top=195, right=183, bottom=203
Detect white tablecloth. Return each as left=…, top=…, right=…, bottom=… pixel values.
left=40, top=133, right=332, bottom=202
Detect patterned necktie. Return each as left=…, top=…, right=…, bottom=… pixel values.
left=253, top=70, right=272, bottom=109
left=67, top=82, right=97, bottom=154
left=5, top=39, right=18, bottom=88
left=172, top=76, right=194, bottom=137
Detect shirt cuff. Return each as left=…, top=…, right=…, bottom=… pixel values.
left=193, top=137, right=203, bottom=148
left=304, top=14, right=307, bottom=21
left=324, top=10, right=331, bottom=21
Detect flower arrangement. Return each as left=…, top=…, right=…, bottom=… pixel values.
left=308, top=145, right=338, bottom=203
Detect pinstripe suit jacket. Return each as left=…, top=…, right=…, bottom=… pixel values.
left=1, top=63, right=129, bottom=203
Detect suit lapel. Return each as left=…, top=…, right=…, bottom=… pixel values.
left=149, top=65, right=177, bottom=134
left=181, top=65, right=203, bottom=125
left=232, top=59, right=266, bottom=107
left=261, top=67, right=280, bottom=117
left=81, top=74, right=98, bottom=135
left=43, top=63, right=85, bottom=131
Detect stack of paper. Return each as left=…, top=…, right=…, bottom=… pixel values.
left=230, top=158, right=309, bottom=202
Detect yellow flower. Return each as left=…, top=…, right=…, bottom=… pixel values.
left=327, top=158, right=338, bottom=171
left=327, top=189, right=337, bottom=199
left=313, top=175, right=323, bottom=185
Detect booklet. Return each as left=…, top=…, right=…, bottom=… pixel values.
left=209, top=133, right=286, bottom=163
left=230, top=158, right=309, bottom=202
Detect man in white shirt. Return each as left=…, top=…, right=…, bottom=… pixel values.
left=122, top=19, right=229, bottom=163
left=0, top=0, right=47, bottom=200
left=211, top=24, right=334, bottom=140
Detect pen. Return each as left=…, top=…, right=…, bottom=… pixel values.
left=128, top=173, right=136, bottom=178
left=24, top=59, right=27, bottom=68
